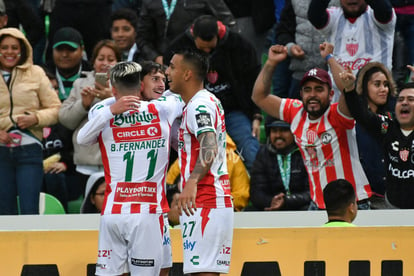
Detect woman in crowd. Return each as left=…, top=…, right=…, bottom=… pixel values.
left=0, top=28, right=61, bottom=215
left=59, top=39, right=121, bottom=189
left=332, top=58, right=397, bottom=209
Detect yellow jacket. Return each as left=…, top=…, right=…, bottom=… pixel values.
left=167, top=134, right=250, bottom=211
left=0, top=28, right=60, bottom=140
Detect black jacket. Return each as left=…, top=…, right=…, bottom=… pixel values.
left=137, top=0, right=236, bottom=61
left=164, top=24, right=261, bottom=119
left=250, top=143, right=310, bottom=211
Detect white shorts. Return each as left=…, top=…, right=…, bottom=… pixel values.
left=161, top=213, right=173, bottom=269
left=180, top=207, right=234, bottom=274
left=95, top=213, right=164, bottom=276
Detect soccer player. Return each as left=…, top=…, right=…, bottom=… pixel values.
left=77, top=61, right=182, bottom=276
left=165, top=50, right=234, bottom=275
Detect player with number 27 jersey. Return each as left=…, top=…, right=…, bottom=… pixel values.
left=78, top=94, right=183, bottom=215
left=178, top=89, right=233, bottom=208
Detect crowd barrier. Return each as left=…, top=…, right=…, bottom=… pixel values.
left=1, top=210, right=413, bottom=275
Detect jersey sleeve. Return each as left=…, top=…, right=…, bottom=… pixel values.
left=280, top=98, right=304, bottom=124
left=155, top=94, right=184, bottom=124
left=77, top=99, right=114, bottom=145
left=329, top=103, right=355, bottom=130
left=319, top=7, right=341, bottom=35
left=186, top=98, right=217, bottom=137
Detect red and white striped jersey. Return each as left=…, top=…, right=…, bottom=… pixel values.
left=178, top=89, right=232, bottom=209
left=77, top=94, right=184, bottom=215
left=280, top=98, right=372, bottom=209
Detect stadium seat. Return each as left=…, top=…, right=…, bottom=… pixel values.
left=21, top=264, right=59, bottom=276
left=241, top=261, right=281, bottom=276
left=39, top=192, right=65, bottom=215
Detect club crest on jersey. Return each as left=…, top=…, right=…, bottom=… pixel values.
left=306, top=129, right=318, bottom=145
left=321, top=132, right=332, bottom=145
left=196, top=113, right=212, bottom=128
left=346, top=37, right=358, bottom=56
left=400, top=148, right=409, bottom=162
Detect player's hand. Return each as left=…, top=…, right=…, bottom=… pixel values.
left=267, top=45, right=288, bottom=66
left=177, top=179, right=197, bottom=216
left=110, top=96, right=141, bottom=115
left=290, top=44, right=305, bottom=59
left=319, top=42, right=334, bottom=59
left=16, top=112, right=38, bottom=129
left=339, top=66, right=356, bottom=92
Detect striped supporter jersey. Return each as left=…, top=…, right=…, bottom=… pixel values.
left=77, top=94, right=183, bottom=215
left=178, top=89, right=233, bottom=209
left=280, top=98, right=372, bottom=209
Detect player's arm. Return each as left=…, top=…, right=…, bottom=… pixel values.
left=77, top=102, right=113, bottom=145
left=178, top=131, right=217, bottom=216
left=252, top=45, right=287, bottom=119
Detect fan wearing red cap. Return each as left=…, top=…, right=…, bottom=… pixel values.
left=252, top=43, right=372, bottom=211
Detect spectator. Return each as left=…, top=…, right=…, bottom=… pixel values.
left=166, top=133, right=250, bottom=212
left=391, top=0, right=414, bottom=66
left=275, top=0, right=339, bottom=99
left=0, top=28, right=60, bottom=215
left=224, top=0, right=276, bottom=61
left=308, top=0, right=396, bottom=101
left=252, top=44, right=372, bottom=210
left=110, top=8, right=144, bottom=63
left=45, top=27, right=93, bottom=102
left=323, top=179, right=357, bottom=227
left=165, top=15, right=262, bottom=172
left=166, top=183, right=180, bottom=227
left=77, top=61, right=183, bottom=276
left=46, top=0, right=112, bottom=61
left=391, top=0, right=414, bottom=87
left=137, top=0, right=236, bottom=64
left=80, top=172, right=106, bottom=214
left=249, top=116, right=310, bottom=211
left=59, top=39, right=121, bottom=191
left=42, top=69, right=77, bottom=211
left=341, top=69, right=414, bottom=209
left=3, top=0, right=44, bottom=51
left=335, top=61, right=397, bottom=209
left=165, top=49, right=234, bottom=275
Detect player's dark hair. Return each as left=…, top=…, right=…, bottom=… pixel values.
left=323, top=179, right=356, bottom=217
left=175, top=49, right=209, bottom=81
left=140, top=60, right=166, bottom=81
left=399, top=82, right=414, bottom=93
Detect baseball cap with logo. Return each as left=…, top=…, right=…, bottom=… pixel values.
left=300, top=68, right=332, bottom=89
left=52, top=27, right=83, bottom=49
left=0, top=0, right=5, bottom=15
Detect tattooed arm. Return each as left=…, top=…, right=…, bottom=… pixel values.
left=178, top=131, right=218, bottom=216
left=252, top=45, right=288, bottom=119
